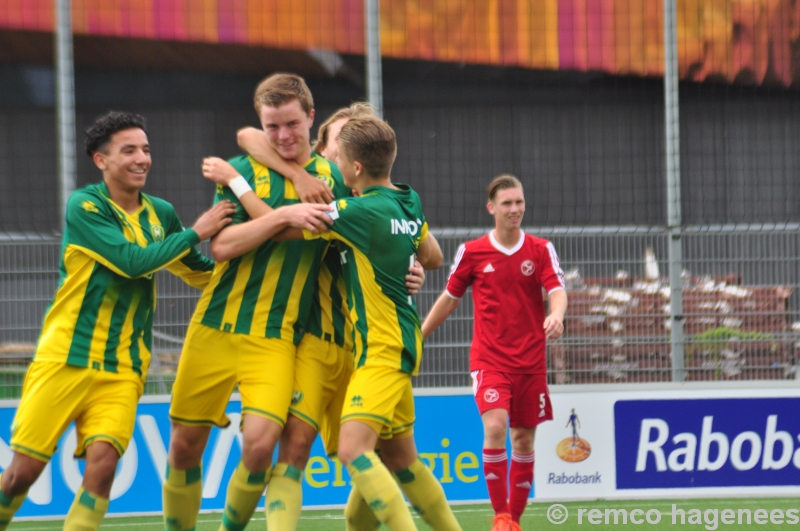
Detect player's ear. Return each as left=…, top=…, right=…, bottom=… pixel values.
left=92, top=151, right=107, bottom=171
left=354, top=160, right=364, bottom=177
left=308, top=108, right=315, bottom=125
left=486, top=200, right=495, bottom=216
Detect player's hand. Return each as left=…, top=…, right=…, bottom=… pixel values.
left=544, top=315, right=564, bottom=340
left=294, top=171, right=334, bottom=204
left=202, top=157, right=239, bottom=186
left=192, top=200, right=236, bottom=240
left=282, top=203, right=334, bottom=233
left=405, top=260, right=425, bottom=295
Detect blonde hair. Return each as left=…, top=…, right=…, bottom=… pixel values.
left=487, top=174, right=523, bottom=201
left=313, top=102, right=374, bottom=154
left=338, top=116, right=397, bottom=178
left=253, top=73, right=314, bottom=115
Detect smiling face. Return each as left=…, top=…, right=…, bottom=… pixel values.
left=487, top=186, right=525, bottom=231
left=259, top=99, right=315, bottom=164
left=93, top=128, right=151, bottom=194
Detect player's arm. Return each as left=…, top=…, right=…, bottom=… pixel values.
left=237, top=127, right=333, bottom=204
left=210, top=203, right=332, bottom=262
left=202, top=156, right=272, bottom=218
left=416, top=230, right=443, bottom=270
left=544, top=288, right=567, bottom=339
left=68, top=193, right=234, bottom=279
left=163, top=210, right=215, bottom=289
left=421, top=291, right=461, bottom=339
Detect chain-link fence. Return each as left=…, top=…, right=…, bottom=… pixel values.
left=2, top=226, right=798, bottom=396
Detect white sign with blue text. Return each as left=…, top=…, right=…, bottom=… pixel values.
left=535, top=385, right=800, bottom=501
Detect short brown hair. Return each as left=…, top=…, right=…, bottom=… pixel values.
left=313, top=102, right=374, bottom=154
left=338, top=116, right=397, bottom=178
left=253, top=73, right=314, bottom=115
left=487, top=174, right=523, bottom=201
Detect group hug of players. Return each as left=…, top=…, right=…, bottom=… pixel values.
left=0, top=73, right=566, bottom=531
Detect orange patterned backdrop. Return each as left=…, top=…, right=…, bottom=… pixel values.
left=2, top=0, right=798, bottom=86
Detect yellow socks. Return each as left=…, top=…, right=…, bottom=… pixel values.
left=163, top=464, right=203, bottom=531
left=218, top=461, right=270, bottom=531
left=265, top=463, right=303, bottom=531
left=346, top=452, right=415, bottom=531
left=0, top=481, right=26, bottom=531
left=344, top=485, right=380, bottom=531
left=395, top=459, right=461, bottom=531
left=63, top=487, right=109, bottom=531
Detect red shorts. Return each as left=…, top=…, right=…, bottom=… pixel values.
left=470, top=370, right=553, bottom=428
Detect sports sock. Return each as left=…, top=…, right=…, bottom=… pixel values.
left=483, top=448, right=509, bottom=515
left=346, top=452, right=415, bottom=531
left=265, top=463, right=302, bottom=531
left=218, top=461, right=270, bottom=531
left=344, top=486, right=380, bottom=531
left=0, top=480, right=27, bottom=531
left=63, top=487, right=109, bottom=531
left=163, top=464, right=203, bottom=531
left=509, top=451, right=534, bottom=522
left=394, top=458, right=461, bottom=531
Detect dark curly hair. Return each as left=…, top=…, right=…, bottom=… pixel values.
left=85, top=111, right=147, bottom=156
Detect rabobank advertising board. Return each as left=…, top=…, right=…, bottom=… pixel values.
left=3, top=385, right=800, bottom=517
left=535, top=385, right=800, bottom=501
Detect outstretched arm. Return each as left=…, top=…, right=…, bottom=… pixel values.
left=421, top=291, right=461, bottom=339
left=210, top=203, right=332, bottom=262
left=237, top=127, right=334, bottom=204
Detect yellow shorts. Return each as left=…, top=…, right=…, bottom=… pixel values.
left=11, top=360, right=143, bottom=462
left=170, top=323, right=295, bottom=428
left=340, top=364, right=415, bottom=439
left=291, top=334, right=353, bottom=456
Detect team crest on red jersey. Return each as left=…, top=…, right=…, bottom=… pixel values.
left=484, top=389, right=499, bottom=402
left=521, top=260, right=535, bottom=276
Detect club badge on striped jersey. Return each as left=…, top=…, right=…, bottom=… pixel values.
left=151, top=224, right=164, bottom=242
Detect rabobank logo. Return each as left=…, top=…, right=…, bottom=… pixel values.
left=615, top=398, right=800, bottom=489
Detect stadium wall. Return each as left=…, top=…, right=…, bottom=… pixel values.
left=1, top=65, right=800, bottom=234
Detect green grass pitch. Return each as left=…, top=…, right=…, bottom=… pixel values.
left=10, top=498, right=798, bottom=530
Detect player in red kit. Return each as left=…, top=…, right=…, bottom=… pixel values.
left=421, top=174, right=567, bottom=531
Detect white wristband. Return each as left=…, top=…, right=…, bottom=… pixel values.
left=228, top=175, right=251, bottom=199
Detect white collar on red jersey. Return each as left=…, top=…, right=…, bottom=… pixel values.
left=489, top=231, right=525, bottom=256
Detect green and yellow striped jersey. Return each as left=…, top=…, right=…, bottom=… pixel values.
left=35, top=183, right=214, bottom=378
left=304, top=184, right=429, bottom=375
left=303, top=242, right=354, bottom=351
left=193, top=153, right=349, bottom=344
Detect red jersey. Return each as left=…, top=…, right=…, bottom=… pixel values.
left=445, top=232, right=565, bottom=374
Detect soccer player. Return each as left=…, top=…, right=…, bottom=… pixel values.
left=277, top=115, right=461, bottom=531
left=162, top=74, right=339, bottom=531
left=0, top=111, right=234, bottom=531
left=203, top=102, right=432, bottom=531
left=421, top=175, right=567, bottom=531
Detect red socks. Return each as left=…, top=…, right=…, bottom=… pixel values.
left=482, top=448, right=508, bottom=515
left=509, top=451, right=535, bottom=522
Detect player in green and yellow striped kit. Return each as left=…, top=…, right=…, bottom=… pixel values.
left=281, top=115, right=462, bottom=531
left=0, top=111, right=234, bottom=531
left=162, top=74, right=337, bottom=531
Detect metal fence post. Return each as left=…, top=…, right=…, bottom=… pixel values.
left=55, top=0, right=76, bottom=233
left=664, top=0, right=685, bottom=382
left=365, top=0, right=383, bottom=118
